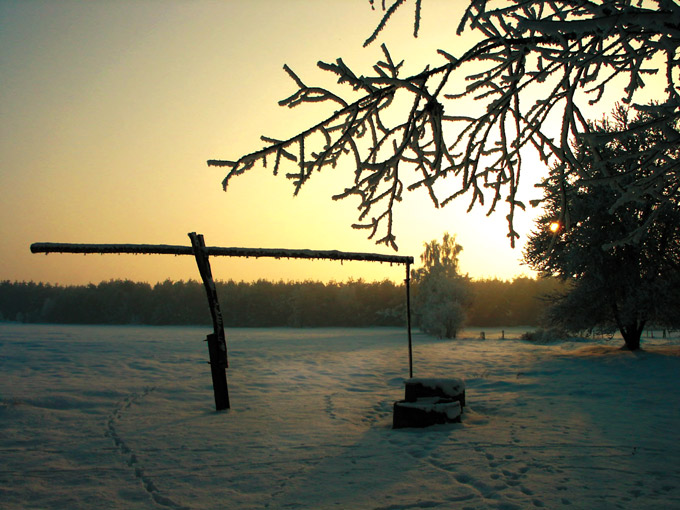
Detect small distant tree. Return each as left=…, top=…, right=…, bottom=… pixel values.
left=412, top=233, right=471, bottom=338
left=524, top=105, right=680, bottom=350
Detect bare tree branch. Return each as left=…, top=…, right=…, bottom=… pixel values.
left=209, top=0, right=680, bottom=249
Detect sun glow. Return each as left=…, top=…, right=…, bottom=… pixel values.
left=549, top=221, right=561, bottom=233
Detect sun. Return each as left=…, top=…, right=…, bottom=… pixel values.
left=549, top=221, right=561, bottom=233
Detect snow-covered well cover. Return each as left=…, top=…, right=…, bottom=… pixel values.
left=1, top=324, right=679, bottom=509
left=407, top=377, right=465, bottom=396
left=396, top=397, right=462, bottom=421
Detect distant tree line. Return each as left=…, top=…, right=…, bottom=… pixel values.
left=466, top=277, right=564, bottom=328
left=0, top=277, right=562, bottom=328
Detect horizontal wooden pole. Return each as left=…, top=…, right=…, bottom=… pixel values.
left=30, top=242, right=414, bottom=265
left=31, top=242, right=194, bottom=256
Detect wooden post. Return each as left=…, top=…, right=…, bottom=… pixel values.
left=405, top=261, right=413, bottom=379
left=188, top=232, right=230, bottom=411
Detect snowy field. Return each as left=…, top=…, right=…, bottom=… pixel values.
left=1, top=324, right=679, bottom=510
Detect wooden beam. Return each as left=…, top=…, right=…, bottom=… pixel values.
left=30, top=242, right=414, bottom=265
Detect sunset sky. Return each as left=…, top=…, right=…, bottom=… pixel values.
left=1, top=0, right=642, bottom=285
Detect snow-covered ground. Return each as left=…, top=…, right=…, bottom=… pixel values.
left=1, top=323, right=679, bottom=510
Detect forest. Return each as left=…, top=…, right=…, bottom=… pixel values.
left=0, top=277, right=562, bottom=328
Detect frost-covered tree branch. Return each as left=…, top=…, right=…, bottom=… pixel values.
left=208, top=0, right=680, bottom=249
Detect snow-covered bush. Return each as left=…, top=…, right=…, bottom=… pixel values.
left=413, top=233, right=471, bottom=339
left=416, top=273, right=468, bottom=339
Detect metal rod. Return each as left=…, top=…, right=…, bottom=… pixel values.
left=405, top=261, right=413, bottom=379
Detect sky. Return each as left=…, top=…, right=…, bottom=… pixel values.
left=0, top=0, right=626, bottom=285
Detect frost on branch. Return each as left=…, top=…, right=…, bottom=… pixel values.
left=209, top=43, right=456, bottom=251
left=208, top=0, right=680, bottom=250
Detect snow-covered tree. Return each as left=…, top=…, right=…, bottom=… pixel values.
left=524, top=105, right=680, bottom=350
left=413, top=233, right=471, bottom=339
left=209, top=1, right=680, bottom=250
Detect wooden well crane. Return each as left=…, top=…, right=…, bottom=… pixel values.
left=31, top=233, right=415, bottom=411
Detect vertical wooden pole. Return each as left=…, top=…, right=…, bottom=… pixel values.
left=405, top=261, right=413, bottom=379
left=188, top=232, right=230, bottom=411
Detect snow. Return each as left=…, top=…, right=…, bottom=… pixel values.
left=1, top=323, right=679, bottom=509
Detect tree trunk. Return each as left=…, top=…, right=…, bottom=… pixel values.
left=620, top=322, right=644, bottom=351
